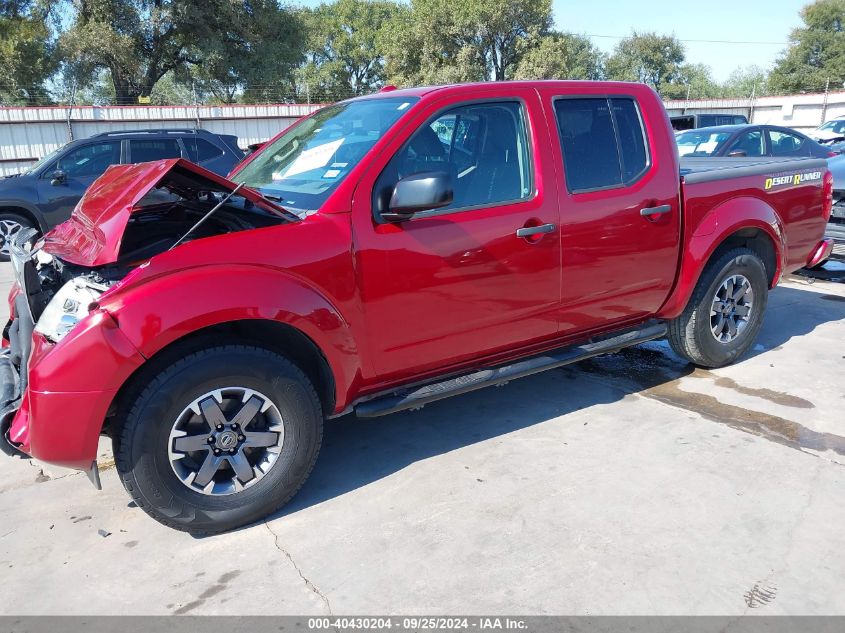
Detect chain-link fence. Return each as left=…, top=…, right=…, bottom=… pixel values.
left=4, top=78, right=845, bottom=108
left=0, top=83, right=375, bottom=108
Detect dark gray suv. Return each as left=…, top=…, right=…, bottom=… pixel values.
left=0, top=128, right=244, bottom=259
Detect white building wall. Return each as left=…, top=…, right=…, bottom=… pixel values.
left=663, top=90, right=845, bottom=132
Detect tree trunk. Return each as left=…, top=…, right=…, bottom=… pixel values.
left=492, top=46, right=506, bottom=81
left=112, top=74, right=141, bottom=105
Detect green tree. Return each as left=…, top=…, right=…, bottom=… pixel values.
left=148, top=70, right=194, bottom=105
left=61, top=0, right=303, bottom=105
left=512, top=32, right=604, bottom=80
left=661, top=63, right=720, bottom=99
left=382, top=2, right=486, bottom=86
left=296, top=0, right=402, bottom=100
left=64, top=67, right=116, bottom=104
left=0, top=0, right=57, bottom=104
left=193, top=1, right=304, bottom=105
left=605, top=32, right=685, bottom=95
left=770, top=0, right=845, bottom=93
left=722, top=65, right=771, bottom=98
left=384, top=0, right=552, bottom=86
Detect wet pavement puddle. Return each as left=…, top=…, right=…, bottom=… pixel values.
left=567, top=345, right=845, bottom=459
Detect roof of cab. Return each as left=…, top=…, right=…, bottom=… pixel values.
left=350, top=80, right=653, bottom=102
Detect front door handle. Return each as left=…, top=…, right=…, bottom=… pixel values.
left=516, top=223, right=556, bottom=238
left=640, top=204, right=672, bottom=217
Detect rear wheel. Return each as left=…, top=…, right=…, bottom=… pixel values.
left=668, top=248, right=769, bottom=368
left=0, top=213, right=36, bottom=262
left=115, top=345, right=323, bottom=534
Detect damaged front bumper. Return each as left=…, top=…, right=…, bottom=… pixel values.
left=2, top=238, right=146, bottom=486
left=0, top=348, right=26, bottom=459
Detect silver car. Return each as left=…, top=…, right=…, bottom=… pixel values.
left=825, top=155, right=845, bottom=258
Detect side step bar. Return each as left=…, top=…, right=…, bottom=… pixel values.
left=355, top=321, right=668, bottom=418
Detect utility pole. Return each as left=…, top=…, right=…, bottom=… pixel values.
left=65, top=78, right=77, bottom=142
left=191, top=79, right=201, bottom=129
left=821, top=77, right=831, bottom=125
left=749, top=84, right=757, bottom=124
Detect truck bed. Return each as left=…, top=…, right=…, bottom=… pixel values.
left=680, top=155, right=829, bottom=274
left=681, top=156, right=828, bottom=184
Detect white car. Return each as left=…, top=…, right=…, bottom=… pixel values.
left=809, top=117, right=845, bottom=141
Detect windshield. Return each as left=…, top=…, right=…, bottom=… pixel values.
left=676, top=130, right=734, bottom=157
left=819, top=120, right=845, bottom=134
left=232, top=97, right=419, bottom=213
left=23, top=145, right=64, bottom=174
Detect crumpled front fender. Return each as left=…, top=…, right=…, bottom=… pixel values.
left=99, top=263, right=363, bottom=414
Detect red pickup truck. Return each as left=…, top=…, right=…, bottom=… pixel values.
left=0, top=81, right=834, bottom=533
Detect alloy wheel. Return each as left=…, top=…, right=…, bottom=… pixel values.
left=0, top=219, right=24, bottom=256
left=168, top=387, right=285, bottom=496
left=709, top=274, right=754, bottom=343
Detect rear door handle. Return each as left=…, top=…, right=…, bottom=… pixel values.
left=516, top=223, right=556, bottom=238
left=640, top=204, right=672, bottom=217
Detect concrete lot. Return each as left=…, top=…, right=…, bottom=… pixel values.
left=0, top=260, right=843, bottom=615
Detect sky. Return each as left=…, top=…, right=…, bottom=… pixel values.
left=292, top=0, right=811, bottom=83
left=555, top=0, right=809, bottom=81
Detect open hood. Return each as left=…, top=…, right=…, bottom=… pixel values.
left=44, top=158, right=282, bottom=267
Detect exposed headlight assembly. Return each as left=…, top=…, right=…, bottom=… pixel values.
left=34, top=278, right=107, bottom=343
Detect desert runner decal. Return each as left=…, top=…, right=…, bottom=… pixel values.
left=765, top=171, right=823, bottom=190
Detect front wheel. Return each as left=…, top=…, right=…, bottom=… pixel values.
left=115, top=345, right=323, bottom=534
left=668, top=248, right=769, bottom=368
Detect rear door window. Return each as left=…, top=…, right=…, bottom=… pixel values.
left=182, top=138, right=225, bottom=163
left=554, top=97, right=650, bottom=192
left=129, top=138, right=182, bottom=163
left=768, top=129, right=806, bottom=156
left=727, top=130, right=764, bottom=157
left=612, top=99, right=649, bottom=182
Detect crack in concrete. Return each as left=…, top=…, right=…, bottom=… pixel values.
left=27, top=460, right=85, bottom=482
left=0, top=462, right=86, bottom=496
left=264, top=521, right=333, bottom=616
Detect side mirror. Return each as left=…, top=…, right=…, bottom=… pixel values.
left=381, top=171, right=453, bottom=223
left=727, top=150, right=747, bottom=157
left=50, top=170, right=67, bottom=186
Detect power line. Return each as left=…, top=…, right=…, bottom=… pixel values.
left=584, top=33, right=789, bottom=46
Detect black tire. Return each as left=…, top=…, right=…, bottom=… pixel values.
left=115, top=345, right=323, bottom=534
left=668, top=248, right=768, bottom=368
left=0, top=212, right=37, bottom=262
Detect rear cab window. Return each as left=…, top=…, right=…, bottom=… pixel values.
left=553, top=97, right=650, bottom=193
